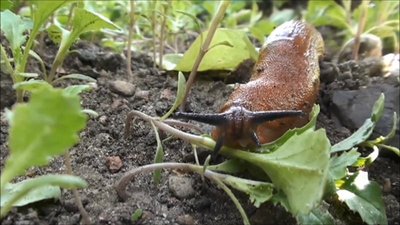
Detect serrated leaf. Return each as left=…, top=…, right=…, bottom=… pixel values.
left=337, top=171, right=387, bottom=225
left=296, top=202, right=335, bottom=225
left=230, top=129, right=331, bottom=215
left=160, top=72, right=186, bottom=120
left=331, top=94, right=385, bottom=153
left=222, top=176, right=274, bottom=207
left=175, top=28, right=258, bottom=73
left=72, top=8, right=120, bottom=35
left=0, top=86, right=87, bottom=186
left=0, top=10, right=32, bottom=53
left=329, top=148, right=360, bottom=180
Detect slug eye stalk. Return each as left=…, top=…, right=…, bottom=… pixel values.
left=174, top=107, right=305, bottom=157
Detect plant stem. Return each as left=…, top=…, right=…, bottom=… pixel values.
left=159, top=3, right=169, bottom=68
left=126, top=0, right=135, bottom=78
left=210, top=176, right=250, bottom=225
left=64, top=152, right=91, bottom=224
left=180, top=0, right=230, bottom=110
left=151, top=1, right=157, bottom=68
left=352, top=0, right=369, bottom=61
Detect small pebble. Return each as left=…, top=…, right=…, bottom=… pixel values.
left=135, top=88, right=150, bottom=100
left=168, top=175, right=195, bottom=199
left=109, top=80, right=136, bottom=96
left=177, top=214, right=195, bottom=225
left=105, top=156, right=123, bottom=173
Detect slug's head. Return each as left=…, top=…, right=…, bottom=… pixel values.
left=175, top=106, right=304, bottom=152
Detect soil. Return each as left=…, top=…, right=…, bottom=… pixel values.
left=0, top=35, right=399, bottom=225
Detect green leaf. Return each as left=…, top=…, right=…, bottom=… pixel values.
left=53, top=73, right=97, bottom=84
left=331, top=94, right=385, bottom=153
left=13, top=80, right=52, bottom=92
left=0, top=0, right=13, bottom=11
left=296, top=202, right=335, bottom=225
left=229, top=129, right=331, bottom=215
left=222, top=176, right=274, bottom=207
left=337, top=171, right=387, bottom=225
left=329, top=148, right=360, bottom=180
left=131, top=208, right=143, bottom=223
left=47, top=24, right=70, bottom=45
left=249, top=19, right=276, bottom=43
left=1, top=180, right=61, bottom=207
left=63, top=84, right=94, bottom=96
left=305, top=0, right=348, bottom=30
left=31, top=0, right=72, bottom=35
left=18, top=72, right=39, bottom=78
left=0, top=10, right=32, bottom=53
left=71, top=7, right=120, bottom=36
left=160, top=72, right=186, bottom=120
left=208, top=159, right=246, bottom=174
left=175, top=28, right=258, bottom=72
left=162, top=53, right=183, bottom=71
left=0, top=86, right=87, bottom=187
left=0, top=174, right=87, bottom=217
left=150, top=121, right=164, bottom=184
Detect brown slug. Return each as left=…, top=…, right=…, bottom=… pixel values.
left=176, top=20, right=325, bottom=153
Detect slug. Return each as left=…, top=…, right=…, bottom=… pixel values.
left=176, top=20, right=325, bottom=153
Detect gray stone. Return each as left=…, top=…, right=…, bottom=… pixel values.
left=331, top=83, right=399, bottom=148
left=109, top=80, right=136, bottom=96
left=168, top=175, right=195, bottom=199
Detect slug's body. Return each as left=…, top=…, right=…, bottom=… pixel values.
left=177, top=21, right=324, bottom=151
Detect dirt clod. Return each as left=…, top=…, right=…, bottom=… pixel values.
left=168, top=175, right=195, bottom=199
left=105, top=156, right=123, bottom=173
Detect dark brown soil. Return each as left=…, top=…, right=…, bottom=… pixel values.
left=0, top=37, right=399, bottom=225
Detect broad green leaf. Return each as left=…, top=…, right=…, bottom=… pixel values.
left=71, top=7, right=120, bottom=36
left=63, top=84, right=94, bottom=96
left=329, top=148, right=360, bottom=180
left=296, top=202, right=335, bottom=225
left=161, top=72, right=186, bottom=120
left=259, top=105, right=320, bottom=153
left=337, top=171, right=387, bottom=225
left=13, top=80, right=52, bottom=92
left=0, top=86, right=87, bottom=186
left=175, top=28, right=258, bottom=72
left=305, top=0, right=348, bottom=30
left=229, top=129, right=331, bottom=215
left=222, top=176, right=274, bottom=207
left=151, top=121, right=164, bottom=184
left=162, top=53, right=183, bottom=71
left=249, top=19, right=276, bottom=43
left=331, top=94, right=385, bottom=152
left=0, top=10, right=32, bottom=53
left=0, top=0, right=13, bottom=11
left=0, top=174, right=87, bottom=217
left=31, top=0, right=72, bottom=35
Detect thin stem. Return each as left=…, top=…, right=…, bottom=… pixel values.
left=159, top=3, right=169, bottom=68
left=209, top=176, right=250, bottom=225
left=126, top=0, right=135, bottom=78
left=64, top=152, right=91, bottom=224
left=377, top=144, right=400, bottom=156
left=151, top=1, right=157, bottom=68
left=180, top=1, right=230, bottom=110
left=352, top=0, right=369, bottom=61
